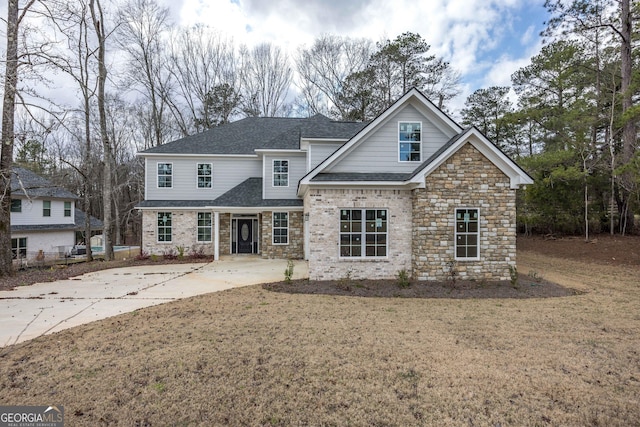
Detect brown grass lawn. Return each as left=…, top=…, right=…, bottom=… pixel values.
left=1, top=243, right=639, bottom=426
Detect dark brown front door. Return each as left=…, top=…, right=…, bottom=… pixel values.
left=237, top=219, right=253, bottom=254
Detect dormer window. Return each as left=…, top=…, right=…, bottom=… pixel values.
left=399, top=122, right=421, bottom=162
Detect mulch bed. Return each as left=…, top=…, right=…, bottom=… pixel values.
left=263, top=274, right=580, bottom=299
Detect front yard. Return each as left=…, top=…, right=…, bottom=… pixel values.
left=0, top=237, right=638, bottom=425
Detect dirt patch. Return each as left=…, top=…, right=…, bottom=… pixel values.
left=518, top=234, right=640, bottom=267
left=264, top=274, right=578, bottom=299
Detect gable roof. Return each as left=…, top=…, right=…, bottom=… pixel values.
left=298, top=88, right=463, bottom=190
left=11, top=167, right=79, bottom=200
left=298, top=89, right=533, bottom=195
left=138, top=115, right=367, bottom=156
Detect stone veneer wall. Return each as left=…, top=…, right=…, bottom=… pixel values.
left=142, top=210, right=215, bottom=256
left=305, top=189, right=412, bottom=281
left=412, top=143, right=516, bottom=281
left=261, top=211, right=304, bottom=259
left=218, top=213, right=231, bottom=255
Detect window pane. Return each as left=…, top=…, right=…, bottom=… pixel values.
left=11, top=199, right=21, bottom=212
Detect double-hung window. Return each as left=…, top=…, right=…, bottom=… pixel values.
left=273, top=160, right=288, bottom=187
left=43, top=200, right=51, bottom=217
left=64, top=201, right=72, bottom=217
left=455, top=208, right=479, bottom=260
left=157, top=163, right=172, bottom=188
left=399, top=122, right=421, bottom=162
left=272, top=212, right=288, bottom=244
left=197, top=163, right=212, bottom=188
left=10, top=199, right=21, bottom=213
left=197, top=212, right=212, bottom=242
left=340, top=209, right=387, bottom=257
left=11, top=237, right=27, bottom=259
left=157, top=212, right=172, bottom=242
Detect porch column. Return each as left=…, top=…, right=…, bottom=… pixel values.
left=214, top=211, right=220, bottom=261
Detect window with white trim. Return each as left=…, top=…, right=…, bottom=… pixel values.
left=197, top=212, right=212, bottom=242
left=340, top=209, right=387, bottom=257
left=157, top=163, right=172, bottom=188
left=399, top=122, right=421, bottom=162
left=197, top=163, right=212, bottom=188
left=157, top=212, right=172, bottom=242
left=273, top=160, right=288, bottom=187
left=272, top=212, right=288, bottom=244
left=11, top=237, right=27, bottom=259
left=455, top=208, right=479, bottom=260
left=43, top=200, right=51, bottom=217
left=64, top=201, right=72, bottom=217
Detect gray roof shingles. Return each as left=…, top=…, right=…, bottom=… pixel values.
left=137, top=178, right=302, bottom=209
left=139, top=115, right=367, bottom=155
left=11, top=167, right=79, bottom=199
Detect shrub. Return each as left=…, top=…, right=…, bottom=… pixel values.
left=163, top=248, right=178, bottom=260
left=284, top=259, right=294, bottom=283
left=176, top=246, right=186, bottom=259
left=397, top=269, right=410, bottom=288
left=135, top=250, right=150, bottom=261
left=446, top=259, right=458, bottom=287
left=508, top=265, right=518, bottom=288
left=189, top=246, right=207, bottom=259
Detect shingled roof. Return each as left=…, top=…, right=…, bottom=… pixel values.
left=139, top=115, right=368, bottom=155
left=11, top=167, right=79, bottom=199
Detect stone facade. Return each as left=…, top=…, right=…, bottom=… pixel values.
left=305, top=188, right=413, bottom=281
left=219, top=213, right=231, bottom=255
left=411, top=143, right=516, bottom=281
left=261, top=211, right=304, bottom=259
left=142, top=210, right=215, bottom=256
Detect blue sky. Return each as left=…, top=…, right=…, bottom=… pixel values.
left=167, top=0, right=550, bottom=112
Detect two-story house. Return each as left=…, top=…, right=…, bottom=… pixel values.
left=137, top=89, right=532, bottom=281
left=10, top=167, right=102, bottom=262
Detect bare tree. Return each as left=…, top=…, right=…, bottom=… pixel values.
left=239, top=43, right=292, bottom=117
left=0, top=0, right=36, bottom=277
left=89, top=0, right=114, bottom=261
left=166, top=25, right=237, bottom=135
left=117, top=0, right=173, bottom=147
left=296, top=34, right=372, bottom=118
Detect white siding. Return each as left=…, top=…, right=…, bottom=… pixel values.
left=328, top=104, right=452, bottom=174
left=10, top=198, right=75, bottom=226
left=263, top=154, right=306, bottom=199
left=11, top=230, right=76, bottom=259
left=308, top=142, right=343, bottom=170
left=145, top=157, right=262, bottom=200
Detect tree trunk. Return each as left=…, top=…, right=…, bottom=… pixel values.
left=619, top=0, right=636, bottom=233
left=90, top=0, right=114, bottom=261
left=0, top=0, right=19, bottom=277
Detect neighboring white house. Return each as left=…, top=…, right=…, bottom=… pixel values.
left=137, top=88, right=533, bottom=281
left=10, top=167, right=102, bottom=263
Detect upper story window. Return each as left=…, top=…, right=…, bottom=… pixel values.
left=399, top=122, right=421, bottom=162
left=43, top=200, right=51, bottom=217
left=64, top=201, right=72, bottom=217
left=273, top=160, right=288, bottom=187
left=157, top=163, right=172, bottom=188
left=455, top=208, right=479, bottom=260
left=197, top=163, right=212, bottom=188
left=10, top=199, right=21, bottom=213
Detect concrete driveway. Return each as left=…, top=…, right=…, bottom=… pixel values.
left=0, top=257, right=308, bottom=347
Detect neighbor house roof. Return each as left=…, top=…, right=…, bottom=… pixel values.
left=11, top=208, right=103, bottom=233
left=74, top=208, right=104, bottom=230
left=11, top=167, right=79, bottom=200
left=138, top=115, right=367, bottom=156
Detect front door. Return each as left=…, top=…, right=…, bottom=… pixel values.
left=237, top=219, right=253, bottom=254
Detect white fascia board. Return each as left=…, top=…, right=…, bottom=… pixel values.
left=254, top=149, right=306, bottom=155
left=300, top=88, right=461, bottom=186
left=137, top=205, right=303, bottom=213
left=138, top=153, right=258, bottom=159
left=408, top=128, right=533, bottom=189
